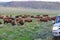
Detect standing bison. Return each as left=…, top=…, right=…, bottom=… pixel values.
left=3, top=16, right=16, bottom=26
left=39, top=15, right=51, bottom=22
left=3, top=16, right=11, bottom=24
left=25, top=17, right=32, bottom=22
left=16, top=17, right=24, bottom=25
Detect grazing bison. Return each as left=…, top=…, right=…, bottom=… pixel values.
left=3, top=16, right=16, bottom=26
left=34, top=15, right=41, bottom=18
left=16, top=17, right=24, bottom=25
left=15, top=16, right=19, bottom=18
left=11, top=19, right=16, bottom=26
left=25, top=17, right=32, bottom=22
left=22, top=15, right=28, bottom=18
left=19, top=15, right=22, bottom=17
left=40, top=18, right=48, bottom=22
left=31, top=15, right=34, bottom=18
left=27, top=15, right=31, bottom=17
left=51, top=16, right=56, bottom=21
left=3, top=16, right=11, bottom=24
left=9, top=17, right=16, bottom=26
left=15, top=15, right=23, bottom=18
left=42, top=14, right=51, bottom=21
left=40, top=16, right=51, bottom=22
left=43, top=14, right=48, bottom=17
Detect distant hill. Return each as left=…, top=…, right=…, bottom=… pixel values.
left=0, top=1, right=60, bottom=10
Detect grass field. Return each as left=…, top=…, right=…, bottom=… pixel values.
left=0, top=7, right=59, bottom=40
left=0, top=20, right=53, bottom=40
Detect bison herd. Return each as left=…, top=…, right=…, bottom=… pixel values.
left=0, top=14, right=56, bottom=26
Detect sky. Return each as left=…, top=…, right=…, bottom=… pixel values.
left=0, top=0, right=60, bottom=2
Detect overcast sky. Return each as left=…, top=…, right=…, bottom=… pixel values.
left=0, top=0, right=60, bottom=2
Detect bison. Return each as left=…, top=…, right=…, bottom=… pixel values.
left=34, top=15, right=41, bottom=18
left=25, top=17, right=32, bottom=22
left=22, top=15, right=28, bottom=18
left=3, top=16, right=16, bottom=26
left=51, top=16, right=56, bottom=21
left=31, top=15, right=34, bottom=18
left=16, top=17, right=24, bottom=25
left=40, top=16, right=51, bottom=22
left=3, top=16, right=11, bottom=24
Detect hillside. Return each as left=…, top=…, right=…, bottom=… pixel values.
left=0, top=1, right=60, bottom=10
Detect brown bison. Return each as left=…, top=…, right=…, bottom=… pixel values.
left=40, top=16, right=51, bottom=22
left=3, top=16, right=11, bottom=24
left=34, top=15, right=41, bottom=18
left=31, top=15, right=34, bottom=18
left=51, top=16, right=56, bottom=21
left=15, top=15, right=19, bottom=18
left=43, top=14, right=48, bottom=17
left=40, top=18, right=48, bottom=22
left=9, top=17, right=16, bottom=26
left=3, top=16, right=16, bottom=26
left=22, top=15, right=28, bottom=18
left=11, top=19, right=16, bottom=26
left=25, top=17, right=32, bottom=22
left=16, top=17, right=24, bottom=25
